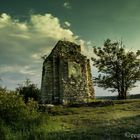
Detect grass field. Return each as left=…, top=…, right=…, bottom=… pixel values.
left=1, top=99, right=140, bottom=140
left=37, top=99, right=140, bottom=140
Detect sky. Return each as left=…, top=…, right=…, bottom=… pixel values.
left=0, top=0, right=140, bottom=96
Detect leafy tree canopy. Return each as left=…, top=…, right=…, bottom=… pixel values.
left=92, top=39, right=140, bottom=99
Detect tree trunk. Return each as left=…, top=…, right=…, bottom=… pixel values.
left=117, top=90, right=127, bottom=100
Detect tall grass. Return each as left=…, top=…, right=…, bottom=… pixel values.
left=0, top=91, right=48, bottom=140
left=0, top=90, right=140, bottom=140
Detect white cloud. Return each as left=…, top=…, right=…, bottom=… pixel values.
left=0, top=13, right=139, bottom=95
left=0, top=65, right=19, bottom=73
left=0, top=65, right=36, bottom=76
left=0, top=13, right=11, bottom=28
left=9, top=34, right=30, bottom=39
left=0, top=13, right=89, bottom=89
left=63, top=2, right=71, bottom=9
left=64, top=21, right=71, bottom=27
left=0, top=13, right=78, bottom=63
left=19, top=67, right=35, bottom=75
left=30, top=14, right=75, bottom=40
left=77, top=39, right=94, bottom=59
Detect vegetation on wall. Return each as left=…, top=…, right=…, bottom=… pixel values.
left=63, top=76, right=89, bottom=104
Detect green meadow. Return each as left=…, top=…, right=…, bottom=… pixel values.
left=1, top=94, right=140, bottom=140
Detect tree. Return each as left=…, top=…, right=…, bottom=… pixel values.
left=0, top=91, right=39, bottom=125
left=0, top=78, right=7, bottom=93
left=92, top=39, right=140, bottom=99
left=16, top=79, right=41, bottom=103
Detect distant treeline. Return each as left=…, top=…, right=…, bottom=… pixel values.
left=96, top=94, right=140, bottom=100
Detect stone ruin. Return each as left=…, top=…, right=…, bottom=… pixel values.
left=41, top=40, right=95, bottom=104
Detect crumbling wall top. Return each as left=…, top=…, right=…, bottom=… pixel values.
left=44, top=40, right=83, bottom=63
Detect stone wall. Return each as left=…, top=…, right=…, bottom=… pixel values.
left=41, top=40, right=95, bottom=104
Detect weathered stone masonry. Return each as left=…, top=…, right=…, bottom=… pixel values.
left=41, top=40, right=95, bottom=104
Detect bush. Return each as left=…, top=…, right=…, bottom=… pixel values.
left=16, top=79, right=41, bottom=103
left=0, top=90, right=48, bottom=139
left=0, top=91, right=41, bottom=129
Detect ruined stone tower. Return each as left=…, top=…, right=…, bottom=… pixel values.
left=41, top=40, right=95, bottom=104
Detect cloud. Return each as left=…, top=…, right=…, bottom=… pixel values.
left=0, top=13, right=77, bottom=64
left=64, top=21, right=71, bottom=27
left=0, top=13, right=139, bottom=94
left=0, top=13, right=90, bottom=89
left=30, top=14, right=74, bottom=40
left=0, top=13, right=79, bottom=89
left=63, top=2, right=71, bottom=9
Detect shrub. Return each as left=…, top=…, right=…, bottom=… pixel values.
left=16, top=79, right=41, bottom=103
left=0, top=91, right=41, bottom=130
left=0, top=86, right=49, bottom=139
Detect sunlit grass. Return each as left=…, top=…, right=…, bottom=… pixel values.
left=1, top=99, right=140, bottom=140
left=39, top=99, right=140, bottom=139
